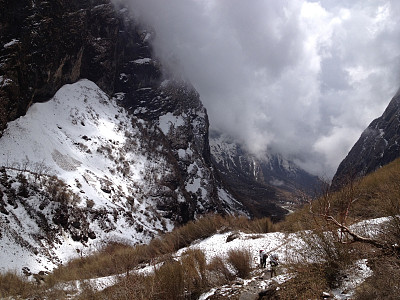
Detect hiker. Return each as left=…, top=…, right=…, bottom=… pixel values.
left=269, top=253, right=279, bottom=277
left=259, top=249, right=267, bottom=268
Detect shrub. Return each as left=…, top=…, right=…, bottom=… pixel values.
left=277, top=226, right=363, bottom=299
left=154, top=259, right=185, bottom=300
left=248, top=217, right=274, bottom=233
left=295, top=229, right=355, bottom=288
left=44, top=175, right=73, bottom=204
left=117, top=246, right=140, bottom=276
left=227, top=248, right=253, bottom=279
left=181, top=249, right=208, bottom=298
left=16, top=173, right=29, bottom=198
left=47, top=242, right=140, bottom=284
left=277, top=263, right=328, bottom=299
left=355, top=256, right=400, bottom=299
left=102, top=273, right=154, bottom=300
left=95, top=250, right=209, bottom=300
left=207, top=256, right=234, bottom=284
left=0, top=272, right=34, bottom=298
left=146, top=214, right=226, bottom=257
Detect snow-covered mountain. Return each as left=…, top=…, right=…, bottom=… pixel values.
left=332, top=87, right=400, bottom=188
left=0, top=79, right=244, bottom=273
left=210, top=131, right=320, bottom=219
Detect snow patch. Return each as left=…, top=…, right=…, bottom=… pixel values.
left=4, top=39, right=19, bottom=48
left=52, top=149, right=81, bottom=171
left=0, top=76, right=13, bottom=87
left=332, top=259, right=372, bottom=299
left=158, top=112, right=185, bottom=135
left=270, top=178, right=284, bottom=186
left=133, top=58, right=152, bottom=64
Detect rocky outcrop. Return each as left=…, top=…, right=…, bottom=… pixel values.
left=110, top=14, right=236, bottom=221
left=332, top=88, right=400, bottom=188
left=0, top=0, right=122, bottom=134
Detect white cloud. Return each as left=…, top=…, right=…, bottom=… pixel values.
left=117, top=0, right=400, bottom=177
left=313, top=126, right=361, bottom=173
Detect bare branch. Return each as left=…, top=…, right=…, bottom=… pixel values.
left=309, top=177, right=400, bottom=255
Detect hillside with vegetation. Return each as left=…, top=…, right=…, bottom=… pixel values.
left=1, top=158, right=399, bottom=299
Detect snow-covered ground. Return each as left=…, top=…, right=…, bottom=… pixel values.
left=0, top=79, right=148, bottom=204
left=177, top=224, right=378, bottom=299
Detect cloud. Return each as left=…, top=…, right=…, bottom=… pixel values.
left=313, top=126, right=361, bottom=172
left=117, top=0, right=400, bottom=178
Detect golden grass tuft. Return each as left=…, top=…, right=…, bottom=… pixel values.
left=227, top=248, right=253, bottom=279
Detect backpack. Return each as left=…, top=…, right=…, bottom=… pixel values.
left=270, top=254, right=279, bottom=266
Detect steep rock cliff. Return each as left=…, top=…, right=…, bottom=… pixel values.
left=0, top=0, right=118, bottom=131
left=332, top=88, right=400, bottom=188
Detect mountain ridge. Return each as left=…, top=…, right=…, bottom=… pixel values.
left=210, top=130, right=320, bottom=219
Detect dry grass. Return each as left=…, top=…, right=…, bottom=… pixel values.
left=354, top=256, right=400, bottom=299
left=89, top=273, right=153, bottom=300
left=154, top=259, right=185, bottom=299
left=275, top=158, right=400, bottom=298
left=280, top=158, right=400, bottom=233
left=207, top=256, right=235, bottom=284
left=226, top=248, right=253, bottom=279
left=0, top=271, right=34, bottom=298
left=146, top=214, right=275, bottom=258
left=277, top=263, right=329, bottom=299
left=0, top=272, right=69, bottom=300
left=181, top=249, right=208, bottom=298
left=86, top=249, right=210, bottom=300
left=46, top=242, right=142, bottom=284
left=45, top=214, right=274, bottom=291
left=276, top=226, right=359, bottom=299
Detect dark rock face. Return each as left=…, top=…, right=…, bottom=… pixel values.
left=332, top=88, right=400, bottom=188
left=0, top=0, right=120, bottom=134
left=110, top=14, right=230, bottom=221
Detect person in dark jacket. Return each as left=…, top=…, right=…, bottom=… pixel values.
left=259, top=249, right=268, bottom=268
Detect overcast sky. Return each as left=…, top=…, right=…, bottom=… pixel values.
left=118, top=0, right=400, bottom=178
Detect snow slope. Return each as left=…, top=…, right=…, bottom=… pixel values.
left=0, top=80, right=177, bottom=273
left=0, top=79, right=244, bottom=275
